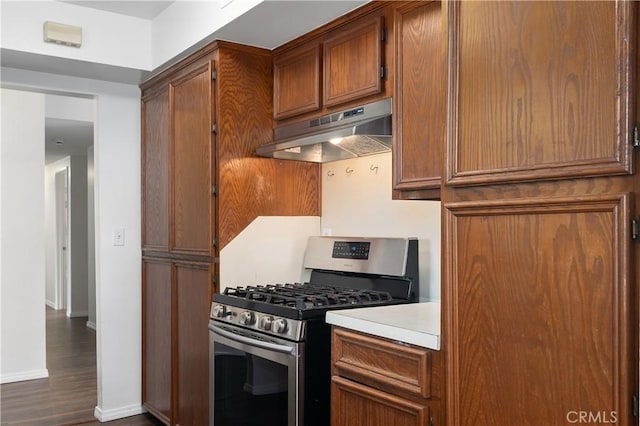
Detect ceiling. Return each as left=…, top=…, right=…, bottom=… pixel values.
left=45, top=117, right=94, bottom=164
left=58, top=1, right=175, bottom=20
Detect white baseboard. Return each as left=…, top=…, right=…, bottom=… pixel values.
left=86, top=321, right=97, bottom=331
left=69, top=310, right=88, bottom=318
left=1, top=368, right=49, bottom=384
left=45, top=300, right=57, bottom=309
left=94, top=404, right=146, bottom=422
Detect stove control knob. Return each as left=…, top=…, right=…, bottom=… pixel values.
left=239, top=311, right=256, bottom=326
left=212, top=305, right=227, bottom=318
left=272, top=318, right=289, bottom=334
left=258, top=316, right=273, bottom=331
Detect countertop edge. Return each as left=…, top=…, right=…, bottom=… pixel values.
left=325, top=310, right=440, bottom=351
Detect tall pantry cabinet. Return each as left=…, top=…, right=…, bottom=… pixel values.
left=140, top=41, right=319, bottom=426
left=442, top=1, right=638, bottom=425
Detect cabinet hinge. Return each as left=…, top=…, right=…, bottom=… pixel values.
left=632, top=219, right=639, bottom=241
left=211, top=185, right=217, bottom=196
left=380, top=65, right=387, bottom=80
left=211, top=68, right=217, bottom=81
left=633, top=394, right=639, bottom=417
left=633, top=126, right=640, bottom=148
left=212, top=274, right=218, bottom=285
left=212, top=237, right=218, bottom=247
left=381, top=27, right=387, bottom=43
left=212, top=123, right=217, bottom=134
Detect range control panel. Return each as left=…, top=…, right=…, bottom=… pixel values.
left=332, top=241, right=370, bottom=260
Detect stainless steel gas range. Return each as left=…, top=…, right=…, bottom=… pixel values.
left=209, top=236, right=419, bottom=426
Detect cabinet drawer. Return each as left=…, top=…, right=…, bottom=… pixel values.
left=331, top=376, right=430, bottom=426
left=332, top=327, right=432, bottom=399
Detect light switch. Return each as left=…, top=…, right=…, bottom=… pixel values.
left=113, top=228, right=125, bottom=246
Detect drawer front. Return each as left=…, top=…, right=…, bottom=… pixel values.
left=331, top=376, right=429, bottom=426
left=332, top=327, right=432, bottom=398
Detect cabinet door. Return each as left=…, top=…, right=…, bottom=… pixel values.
left=142, top=258, right=172, bottom=423
left=446, top=1, right=634, bottom=186
left=274, top=41, right=321, bottom=120
left=175, top=262, right=212, bottom=426
left=142, top=88, right=170, bottom=251
left=170, top=62, right=213, bottom=255
left=332, top=376, right=429, bottom=426
left=324, top=14, right=384, bottom=107
left=393, top=1, right=445, bottom=198
left=444, top=193, right=633, bottom=425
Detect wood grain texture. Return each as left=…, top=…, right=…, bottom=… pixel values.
left=393, top=1, right=445, bottom=195
left=324, top=13, right=384, bottom=107
left=331, top=376, right=429, bottom=426
left=142, top=89, right=170, bottom=250
left=216, top=45, right=320, bottom=249
left=446, top=0, right=634, bottom=186
left=444, top=194, right=632, bottom=426
left=272, top=3, right=394, bottom=127
left=175, top=262, right=211, bottom=426
left=170, top=63, right=212, bottom=255
left=273, top=40, right=322, bottom=119
left=332, top=327, right=432, bottom=399
left=142, top=259, right=172, bottom=423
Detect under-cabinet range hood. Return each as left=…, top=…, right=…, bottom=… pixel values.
left=256, top=98, right=392, bottom=163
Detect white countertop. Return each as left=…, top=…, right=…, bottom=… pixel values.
left=325, top=302, right=440, bottom=350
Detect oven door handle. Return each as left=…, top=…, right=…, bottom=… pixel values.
left=209, top=323, right=296, bottom=355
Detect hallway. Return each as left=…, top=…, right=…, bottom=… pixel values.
left=0, top=308, right=160, bottom=425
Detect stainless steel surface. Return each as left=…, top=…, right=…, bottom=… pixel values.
left=302, top=236, right=412, bottom=276
left=209, top=322, right=296, bottom=355
left=256, top=98, right=392, bottom=163
left=210, top=321, right=304, bottom=426
left=273, top=318, right=289, bottom=334
left=211, top=302, right=306, bottom=341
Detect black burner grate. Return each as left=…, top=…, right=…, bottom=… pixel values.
left=223, top=283, right=392, bottom=310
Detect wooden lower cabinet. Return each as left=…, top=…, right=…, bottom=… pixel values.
left=332, top=376, right=434, bottom=426
left=142, top=259, right=172, bottom=423
left=175, top=262, right=211, bottom=426
left=331, top=327, right=441, bottom=426
left=142, top=258, right=213, bottom=426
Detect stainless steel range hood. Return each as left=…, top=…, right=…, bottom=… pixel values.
left=257, top=98, right=392, bottom=163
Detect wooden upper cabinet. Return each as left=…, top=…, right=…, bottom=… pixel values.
left=393, top=1, right=445, bottom=199
left=170, top=61, right=213, bottom=256
left=446, top=1, right=635, bottom=186
left=142, top=87, right=170, bottom=250
left=273, top=41, right=321, bottom=120
left=324, top=13, right=385, bottom=108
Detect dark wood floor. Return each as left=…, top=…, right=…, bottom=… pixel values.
left=0, top=308, right=162, bottom=426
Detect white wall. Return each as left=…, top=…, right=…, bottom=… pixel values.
left=0, top=88, right=48, bottom=383
left=220, top=216, right=321, bottom=290
left=87, top=145, right=96, bottom=329
left=69, top=154, right=88, bottom=317
left=0, top=1, right=151, bottom=70
left=46, top=93, right=93, bottom=121
left=44, top=156, right=70, bottom=309
left=1, top=67, right=142, bottom=420
left=321, top=152, right=441, bottom=301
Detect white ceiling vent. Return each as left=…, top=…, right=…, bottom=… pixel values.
left=43, top=21, right=82, bottom=48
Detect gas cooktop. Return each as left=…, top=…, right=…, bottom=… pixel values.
left=215, top=282, right=396, bottom=320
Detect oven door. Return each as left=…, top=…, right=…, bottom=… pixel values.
left=209, top=321, right=304, bottom=426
